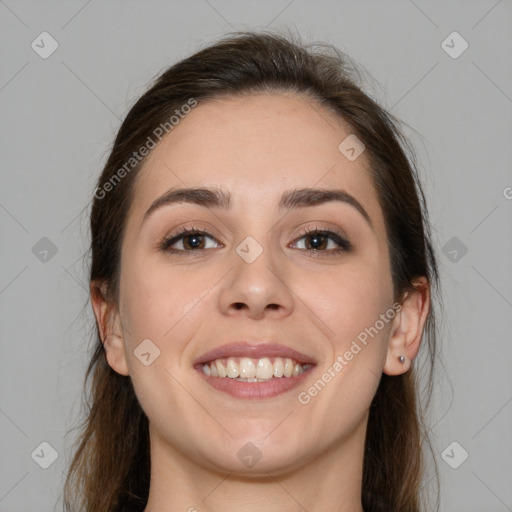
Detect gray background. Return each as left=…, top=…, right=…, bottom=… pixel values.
left=1, top=1, right=511, bottom=511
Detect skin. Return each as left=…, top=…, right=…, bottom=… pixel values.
left=91, top=92, right=430, bottom=512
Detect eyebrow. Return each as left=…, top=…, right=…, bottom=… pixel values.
left=143, top=186, right=373, bottom=228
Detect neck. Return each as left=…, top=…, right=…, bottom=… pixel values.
left=143, top=418, right=367, bottom=512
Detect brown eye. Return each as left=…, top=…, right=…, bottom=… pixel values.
left=304, top=232, right=329, bottom=250
left=161, top=228, right=220, bottom=253
left=291, top=228, right=351, bottom=256
left=181, top=233, right=206, bottom=250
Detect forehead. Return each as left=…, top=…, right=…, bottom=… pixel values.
left=128, top=92, right=385, bottom=234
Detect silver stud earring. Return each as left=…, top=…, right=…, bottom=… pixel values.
left=398, top=355, right=405, bottom=364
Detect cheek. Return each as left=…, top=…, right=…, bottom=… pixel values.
left=119, top=257, right=212, bottom=342
left=293, top=266, right=393, bottom=428
left=297, top=263, right=393, bottom=344
left=117, top=261, right=213, bottom=420
left=118, top=257, right=224, bottom=395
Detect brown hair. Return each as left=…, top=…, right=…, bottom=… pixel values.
left=63, top=31, right=441, bottom=512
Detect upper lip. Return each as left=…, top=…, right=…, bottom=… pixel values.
left=193, top=341, right=318, bottom=367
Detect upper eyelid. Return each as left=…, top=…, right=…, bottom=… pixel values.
left=163, top=219, right=349, bottom=238
left=164, top=227, right=219, bottom=243
left=164, top=226, right=345, bottom=240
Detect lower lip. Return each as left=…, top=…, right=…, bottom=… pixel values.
left=195, top=366, right=315, bottom=399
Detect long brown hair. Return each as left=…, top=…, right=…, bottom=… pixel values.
left=63, top=31, right=441, bottom=512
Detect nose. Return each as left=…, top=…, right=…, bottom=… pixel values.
left=217, top=237, right=294, bottom=320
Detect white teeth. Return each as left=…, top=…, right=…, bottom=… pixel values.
left=216, top=359, right=227, bottom=378
left=201, top=356, right=310, bottom=379
left=273, top=357, right=284, bottom=377
left=284, top=358, right=294, bottom=377
left=226, top=357, right=239, bottom=378
left=256, top=357, right=274, bottom=379
left=239, top=357, right=256, bottom=379
left=238, top=377, right=273, bottom=382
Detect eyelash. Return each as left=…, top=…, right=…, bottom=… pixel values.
left=159, top=225, right=352, bottom=258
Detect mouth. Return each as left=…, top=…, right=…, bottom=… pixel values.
left=193, top=342, right=317, bottom=399
left=198, top=356, right=313, bottom=381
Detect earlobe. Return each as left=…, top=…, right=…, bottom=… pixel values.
left=383, top=278, right=430, bottom=376
left=90, top=281, right=130, bottom=377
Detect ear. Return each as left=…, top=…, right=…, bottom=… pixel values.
left=383, top=277, right=430, bottom=376
left=90, top=280, right=130, bottom=376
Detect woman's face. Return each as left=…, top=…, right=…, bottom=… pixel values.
left=105, top=92, right=406, bottom=474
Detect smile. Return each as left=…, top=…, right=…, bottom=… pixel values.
left=201, top=356, right=312, bottom=381
left=196, top=356, right=316, bottom=399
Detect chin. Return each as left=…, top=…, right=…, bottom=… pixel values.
left=195, top=430, right=310, bottom=475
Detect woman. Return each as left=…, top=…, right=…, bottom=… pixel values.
left=64, top=31, right=441, bottom=512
